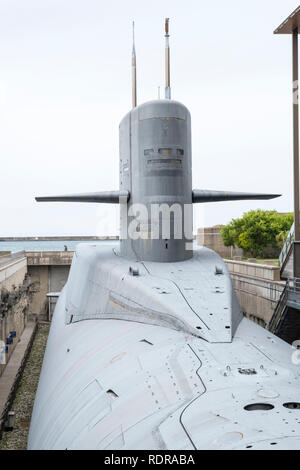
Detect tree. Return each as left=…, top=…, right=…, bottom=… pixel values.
left=220, top=210, right=294, bottom=258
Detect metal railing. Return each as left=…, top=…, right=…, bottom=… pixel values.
left=268, top=279, right=289, bottom=332
left=279, top=223, right=294, bottom=268
left=269, top=276, right=300, bottom=333
left=287, top=277, right=300, bottom=293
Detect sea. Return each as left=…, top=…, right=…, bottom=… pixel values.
left=0, top=239, right=117, bottom=253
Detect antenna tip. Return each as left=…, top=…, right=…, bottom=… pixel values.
left=165, top=18, right=169, bottom=35
left=132, top=20, right=136, bottom=54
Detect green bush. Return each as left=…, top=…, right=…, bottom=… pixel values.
left=220, top=210, right=294, bottom=258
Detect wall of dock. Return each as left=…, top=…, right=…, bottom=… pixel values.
left=225, top=259, right=284, bottom=327
left=0, top=253, right=32, bottom=377
left=26, top=252, right=74, bottom=319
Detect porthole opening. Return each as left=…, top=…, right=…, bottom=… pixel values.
left=283, top=402, right=300, bottom=409
left=244, top=403, right=274, bottom=411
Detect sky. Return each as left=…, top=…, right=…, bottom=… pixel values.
left=0, top=0, right=299, bottom=236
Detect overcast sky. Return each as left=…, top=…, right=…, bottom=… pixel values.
left=0, top=0, right=299, bottom=236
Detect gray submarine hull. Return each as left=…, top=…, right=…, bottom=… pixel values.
left=28, top=243, right=300, bottom=450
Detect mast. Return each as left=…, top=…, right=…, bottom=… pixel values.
left=132, top=21, right=137, bottom=108
left=165, top=18, right=171, bottom=99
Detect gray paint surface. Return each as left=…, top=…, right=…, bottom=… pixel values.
left=119, top=100, right=193, bottom=262
left=28, top=245, right=300, bottom=449
left=63, top=244, right=241, bottom=342
left=36, top=190, right=129, bottom=204
left=29, top=98, right=290, bottom=450
left=36, top=98, right=279, bottom=263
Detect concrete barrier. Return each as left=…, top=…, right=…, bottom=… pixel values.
left=26, top=251, right=74, bottom=266
left=26, top=252, right=73, bottom=318
left=197, top=226, right=243, bottom=258
left=0, top=257, right=27, bottom=290
left=0, top=321, right=37, bottom=437
left=230, top=274, right=285, bottom=326
left=225, top=259, right=281, bottom=282
left=0, top=253, right=31, bottom=378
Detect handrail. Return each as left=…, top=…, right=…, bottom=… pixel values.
left=287, top=277, right=300, bottom=293
left=269, top=276, right=300, bottom=333
left=268, top=280, right=289, bottom=332
left=279, top=223, right=294, bottom=268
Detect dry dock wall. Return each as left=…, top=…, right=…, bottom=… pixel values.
left=26, top=252, right=74, bottom=318
left=197, top=226, right=243, bottom=258
left=225, top=260, right=284, bottom=327
left=0, top=253, right=32, bottom=378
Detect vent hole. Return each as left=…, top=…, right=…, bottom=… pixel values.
left=129, top=266, right=139, bottom=276
left=215, top=266, right=223, bottom=275
left=283, top=402, right=300, bottom=409
left=106, top=389, right=119, bottom=399
left=244, top=403, right=274, bottom=411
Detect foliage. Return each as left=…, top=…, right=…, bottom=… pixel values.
left=220, top=210, right=294, bottom=258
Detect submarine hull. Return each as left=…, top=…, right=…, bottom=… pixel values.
left=28, top=244, right=300, bottom=450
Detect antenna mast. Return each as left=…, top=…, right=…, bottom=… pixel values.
left=132, top=21, right=137, bottom=108
left=165, top=18, right=171, bottom=99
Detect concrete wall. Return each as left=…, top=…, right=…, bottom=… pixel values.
left=224, top=259, right=283, bottom=326
left=225, top=259, right=281, bottom=282
left=27, top=253, right=73, bottom=319
left=0, top=257, right=27, bottom=291
left=28, top=266, right=49, bottom=318
left=0, top=254, right=31, bottom=377
left=230, top=274, right=285, bottom=327
left=48, top=266, right=70, bottom=316
left=26, top=252, right=74, bottom=318
left=0, top=292, right=30, bottom=377
left=28, top=265, right=71, bottom=318
left=26, top=251, right=74, bottom=266
left=197, top=226, right=242, bottom=258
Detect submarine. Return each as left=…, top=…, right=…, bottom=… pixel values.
left=28, top=20, right=300, bottom=450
